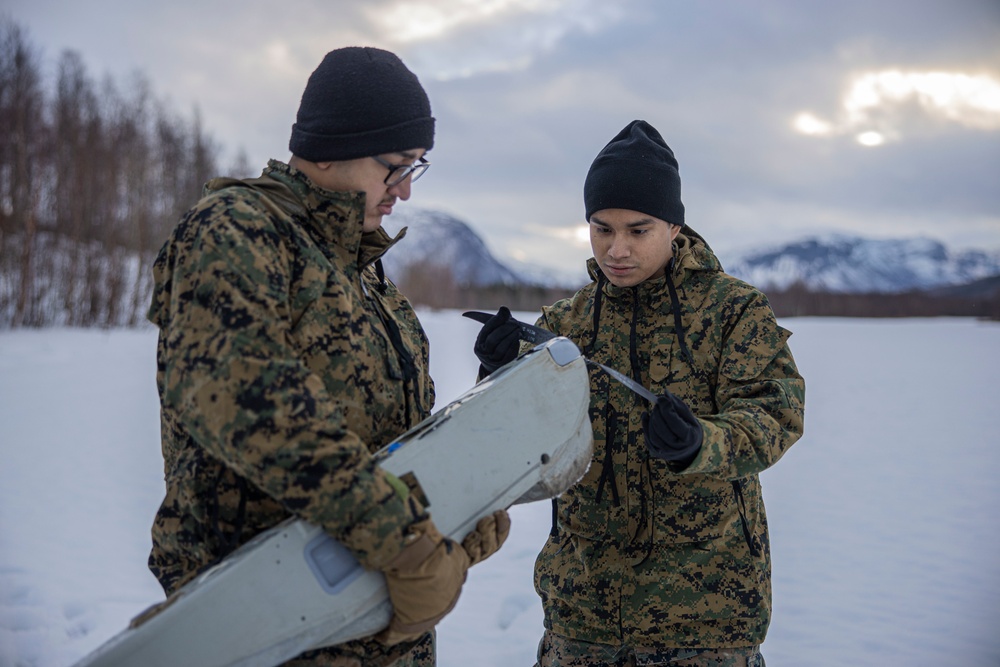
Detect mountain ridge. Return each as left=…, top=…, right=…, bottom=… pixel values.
left=724, top=233, right=1000, bottom=293
left=380, top=208, right=524, bottom=287
left=381, top=208, right=1000, bottom=295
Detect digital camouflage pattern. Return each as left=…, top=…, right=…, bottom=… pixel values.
left=279, top=632, right=434, bottom=667
left=534, top=227, right=805, bottom=650
left=147, top=160, right=436, bottom=666
left=536, top=631, right=765, bottom=666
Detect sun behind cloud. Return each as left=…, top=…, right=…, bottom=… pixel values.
left=793, top=113, right=833, bottom=136
left=846, top=70, right=1000, bottom=129
left=793, top=69, right=1000, bottom=146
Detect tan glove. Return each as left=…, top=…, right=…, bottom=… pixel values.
left=461, top=509, right=511, bottom=566
left=377, top=518, right=470, bottom=646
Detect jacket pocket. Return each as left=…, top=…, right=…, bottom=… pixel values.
left=637, top=472, right=768, bottom=627
left=649, top=463, right=737, bottom=544
left=632, top=536, right=766, bottom=625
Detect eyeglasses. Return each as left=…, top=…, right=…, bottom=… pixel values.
left=371, top=155, right=430, bottom=186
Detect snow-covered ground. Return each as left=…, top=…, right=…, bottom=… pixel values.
left=1, top=314, right=998, bottom=667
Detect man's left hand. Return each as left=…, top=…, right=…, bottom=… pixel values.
left=461, top=509, right=511, bottom=566
left=642, top=392, right=703, bottom=469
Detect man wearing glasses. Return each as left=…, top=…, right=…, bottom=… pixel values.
left=147, top=47, right=508, bottom=667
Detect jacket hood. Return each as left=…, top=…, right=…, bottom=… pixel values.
left=149, top=161, right=407, bottom=331
left=581, top=224, right=722, bottom=371
left=202, top=160, right=406, bottom=270
left=585, top=224, right=723, bottom=290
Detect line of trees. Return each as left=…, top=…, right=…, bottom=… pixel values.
left=0, top=19, right=243, bottom=328
left=398, top=260, right=577, bottom=312
left=392, top=262, right=1000, bottom=321
left=764, top=282, right=1000, bottom=321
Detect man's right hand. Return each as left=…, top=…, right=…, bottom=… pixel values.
left=377, top=517, right=470, bottom=646
left=377, top=509, right=512, bottom=645
left=473, top=306, right=521, bottom=375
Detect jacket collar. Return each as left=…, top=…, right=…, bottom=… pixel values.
left=260, top=160, right=405, bottom=270
left=585, top=226, right=722, bottom=301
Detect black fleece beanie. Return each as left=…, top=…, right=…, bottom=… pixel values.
left=583, top=120, right=685, bottom=227
left=289, top=47, right=434, bottom=162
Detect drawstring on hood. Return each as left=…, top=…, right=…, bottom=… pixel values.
left=369, top=292, right=422, bottom=429
left=665, top=255, right=693, bottom=366
left=594, top=406, right=621, bottom=506
left=374, top=258, right=388, bottom=294
left=629, top=289, right=643, bottom=385
left=583, top=272, right=606, bottom=358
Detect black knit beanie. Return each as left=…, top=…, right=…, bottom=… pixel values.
left=289, top=47, right=434, bottom=162
left=583, top=120, right=685, bottom=227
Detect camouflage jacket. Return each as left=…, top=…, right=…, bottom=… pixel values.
left=533, top=228, right=805, bottom=649
left=146, top=160, right=436, bottom=662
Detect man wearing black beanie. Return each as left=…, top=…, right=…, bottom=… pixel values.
left=147, top=47, right=509, bottom=667
left=473, top=120, right=805, bottom=666
left=288, top=46, right=436, bottom=233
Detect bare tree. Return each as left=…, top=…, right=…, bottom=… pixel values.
left=398, top=260, right=460, bottom=310
left=52, top=50, right=101, bottom=324
left=227, top=147, right=255, bottom=180
left=0, top=19, right=226, bottom=328
left=0, top=20, right=45, bottom=326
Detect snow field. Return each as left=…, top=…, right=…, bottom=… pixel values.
left=1, top=315, right=998, bottom=666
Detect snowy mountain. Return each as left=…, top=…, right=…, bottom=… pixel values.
left=725, top=234, right=1000, bottom=293
left=380, top=208, right=525, bottom=287
left=380, top=209, right=1000, bottom=295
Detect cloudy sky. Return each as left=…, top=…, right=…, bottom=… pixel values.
left=7, top=0, right=1000, bottom=279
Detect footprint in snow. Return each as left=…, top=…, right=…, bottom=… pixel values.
left=496, top=594, right=535, bottom=630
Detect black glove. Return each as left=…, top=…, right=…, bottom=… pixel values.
left=473, top=306, right=521, bottom=375
left=642, top=392, right=703, bottom=469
